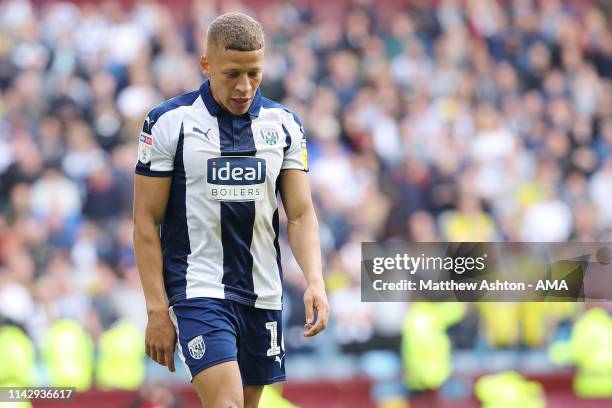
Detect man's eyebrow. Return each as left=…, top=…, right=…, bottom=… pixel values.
left=222, top=67, right=262, bottom=73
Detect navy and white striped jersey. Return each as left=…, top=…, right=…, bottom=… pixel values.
left=135, top=80, right=308, bottom=310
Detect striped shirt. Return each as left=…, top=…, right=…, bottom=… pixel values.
left=135, top=80, right=308, bottom=310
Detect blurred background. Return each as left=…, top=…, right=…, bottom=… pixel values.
left=0, top=0, right=611, bottom=407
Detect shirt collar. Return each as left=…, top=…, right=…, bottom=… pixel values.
left=199, top=79, right=262, bottom=118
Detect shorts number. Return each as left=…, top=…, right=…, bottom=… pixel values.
left=265, top=321, right=282, bottom=357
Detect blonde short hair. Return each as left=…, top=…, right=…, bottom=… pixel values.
left=206, top=12, right=264, bottom=52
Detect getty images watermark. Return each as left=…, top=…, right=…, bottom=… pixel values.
left=361, top=243, right=612, bottom=302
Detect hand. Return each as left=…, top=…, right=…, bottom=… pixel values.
left=145, top=309, right=177, bottom=372
left=303, top=283, right=329, bottom=337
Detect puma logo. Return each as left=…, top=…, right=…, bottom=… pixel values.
left=275, top=354, right=284, bottom=368
left=193, top=127, right=211, bottom=140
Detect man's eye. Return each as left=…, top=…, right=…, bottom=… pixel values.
left=249, top=71, right=260, bottom=78
left=226, top=72, right=239, bottom=78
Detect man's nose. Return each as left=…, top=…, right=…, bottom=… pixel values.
left=235, top=74, right=252, bottom=94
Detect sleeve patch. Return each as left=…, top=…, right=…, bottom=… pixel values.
left=138, top=132, right=153, bottom=164
left=300, top=138, right=308, bottom=170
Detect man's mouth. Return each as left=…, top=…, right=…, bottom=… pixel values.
left=231, top=98, right=250, bottom=106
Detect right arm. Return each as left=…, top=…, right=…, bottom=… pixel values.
left=133, top=174, right=175, bottom=372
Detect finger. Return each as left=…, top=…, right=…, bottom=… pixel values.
left=153, top=347, right=165, bottom=366
left=304, top=326, right=315, bottom=337
left=305, top=303, right=329, bottom=337
left=305, top=318, right=324, bottom=336
left=145, top=342, right=151, bottom=358
left=317, top=301, right=330, bottom=328
left=166, top=348, right=176, bottom=372
left=304, top=323, right=320, bottom=337
left=304, top=296, right=314, bottom=325
left=150, top=347, right=159, bottom=365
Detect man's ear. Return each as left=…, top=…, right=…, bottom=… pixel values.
left=200, top=55, right=209, bottom=76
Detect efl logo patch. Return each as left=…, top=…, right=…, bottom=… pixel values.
left=139, top=133, right=152, bottom=145
left=138, top=132, right=152, bottom=164
left=206, top=157, right=266, bottom=201
left=259, top=126, right=279, bottom=145
left=188, top=335, right=205, bottom=360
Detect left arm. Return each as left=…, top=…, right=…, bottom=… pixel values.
left=279, top=169, right=329, bottom=337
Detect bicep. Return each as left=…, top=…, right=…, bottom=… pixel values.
left=133, top=175, right=172, bottom=226
left=279, top=169, right=314, bottom=221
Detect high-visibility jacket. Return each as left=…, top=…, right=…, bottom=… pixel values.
left=401, top=303, right=465, bottom=390
left=477, top=303, right=520, bottom=347
left=0, top=325, right=35, bottom=386
left=258, top=385, right=298, bottom=408
left=42, top=320, right=94, bottom=391
left=475, top=371, right=545, bottom=408
left=96, top=320, right=145, bottom=390
left=549, top=308, right=612, bottom=398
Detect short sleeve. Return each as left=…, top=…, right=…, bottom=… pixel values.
left=135, top=112, right=176, bottom=177
left=281, top=111, right=308, bottom=172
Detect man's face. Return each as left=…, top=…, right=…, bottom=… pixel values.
left=200, top=46, right=264, bottom=116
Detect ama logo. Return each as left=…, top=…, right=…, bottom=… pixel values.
left=206, top=157, right=266, bottom=201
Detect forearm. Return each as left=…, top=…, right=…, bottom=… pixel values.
left=287, top=207, right=324, bottom=287
left=133, top=220, right=167, bottom=313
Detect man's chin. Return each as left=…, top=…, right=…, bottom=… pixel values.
left=228, top=106, right=250, bottom=116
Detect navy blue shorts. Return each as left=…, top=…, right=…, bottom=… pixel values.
left=169, top=297, right=286, bottom=385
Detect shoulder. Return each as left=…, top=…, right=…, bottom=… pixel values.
left=259, top=96, right=303, bottom=129
left=144, top=90, right=201, bottom=133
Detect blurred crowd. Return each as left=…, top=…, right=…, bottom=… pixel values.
left=1, top=0, right=611, bottom=386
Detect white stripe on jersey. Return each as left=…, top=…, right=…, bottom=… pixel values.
left=185, top=97, right=225, bottom=301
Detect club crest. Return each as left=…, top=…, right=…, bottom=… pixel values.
left=188, top=335, right=205, bottom=359
left=260, top=127, right=279, bottom=145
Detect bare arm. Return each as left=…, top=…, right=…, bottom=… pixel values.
left=133, top=174, right=176, bottom=371
left=133, top=174, right=171, bottom=312
left=279, top=169, right=329, bottom=337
